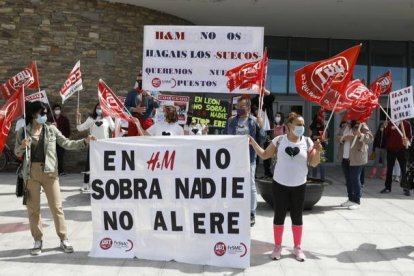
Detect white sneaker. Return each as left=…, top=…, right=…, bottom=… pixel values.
left=30, top=240, right=42, bottom=256
left=60, top=239, right=74, bottom=253
left=348, top=204, right=360, bottom=210
left=340, top=200, right=355, bottom=207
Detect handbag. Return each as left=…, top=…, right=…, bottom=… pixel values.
left=369, top=151, right=376, bottom=161
left=15, top=165, right=24, bottom=197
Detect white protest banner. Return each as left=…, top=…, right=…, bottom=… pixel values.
left=89, top=136, right=251, bottom=269
left=143, top=26, right=264, bottom=94
left=60, top=60, right=82, bottom=104
left=25, top=90, right=48, bottom=104
left=390, top=86, right=414, bottom=123
left=155, top=94, right=189, bottom=125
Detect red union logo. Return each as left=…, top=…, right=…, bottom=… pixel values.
left=100, top=237, right=113, bottom=250
left=152, top=78, right=161, bottom=88
left=214, top=242, right=226, bottom=256
left=311, top=57, right=349, bottom=92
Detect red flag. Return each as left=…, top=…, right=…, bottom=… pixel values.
left=370, top=70, right=392, bottom=95
left=225, top=50, right=268, bottom=93
left=1, top=62, right=40, bottom=100
left=0, top=86, right=24, bottom=152
left=341, top=80, right=380, bottom=122
left=98, top=79, right=132, bottom=122
left=295, top=45, right=361, bottom=110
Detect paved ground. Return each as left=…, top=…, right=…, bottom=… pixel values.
left=0, top=165, right=414, bottom=276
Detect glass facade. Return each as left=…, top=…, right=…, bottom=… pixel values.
left=264, top=37, right=412, bottom=94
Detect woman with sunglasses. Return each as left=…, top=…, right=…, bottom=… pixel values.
left=76, top=102, right=115, bottom=192
left=249, top=112, right=321, bottom=262
left=15, top=101, right=95, bottom=256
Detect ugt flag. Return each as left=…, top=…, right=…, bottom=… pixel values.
left=0, top=86, right=24, bottom=152
left=98, top=79, right=132, bottom=122
left=295, top=45, right=361, bottom=111
left=342, top=80, right=381, bottom=122
left=370, top=70, right=392, bottom=95
left=60, top=60, right=82, bottom=104
left=226, top=49, right=268, bottom=94
left=1, top=62, right=40, bottom=100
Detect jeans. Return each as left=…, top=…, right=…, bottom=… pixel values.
left=250, top=162, right=257, bottom=216
left=311, top=163, right=325, bottom=180
left=342, top=159, right=362, bottom=204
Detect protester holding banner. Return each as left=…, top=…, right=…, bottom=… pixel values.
left=338, top=121, right=373, bottom=209
left=380, top=120, right=412, bottom=195
left=47, top=104, right=71, bottom=176
left=76, top=103, right=114, bottom=192
left=134, top=104, right=183, bottom=136
left=124, top=72, right=159, bottom=136
left=15, top=101, right=95, bottom=256
left=224, top=96, right=263, bottom=227
left=370, top=122, right=387, bottom=179
left=249, top=112, right=321, bottom=261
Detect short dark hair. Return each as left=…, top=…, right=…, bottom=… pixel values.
left=26, top=101, right=48, bottom=125
left=52, top=103, right=61, bottom=110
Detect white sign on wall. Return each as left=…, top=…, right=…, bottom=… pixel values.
left=89, top=135, right=251, bottom=269
left=142, top=25, right=264, bottom=94
left=390, top=86, right=414, bottom=123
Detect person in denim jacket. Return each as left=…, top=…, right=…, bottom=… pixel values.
left=224, top=96, right=263, bottom=227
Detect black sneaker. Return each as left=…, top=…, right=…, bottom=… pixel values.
left=30, top=240, right=42, bottom=256
left=403, top=189, right=411, bottom=196
left=250, top=214, right=255, bottom=227
left=60, top=239, right=74, bottom=253
left=380, top=188, right=391, bottom=194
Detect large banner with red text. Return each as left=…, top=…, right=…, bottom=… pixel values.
left=89, top=135, right=251, bottom=269
left=142, top=25, right=264, bottom=94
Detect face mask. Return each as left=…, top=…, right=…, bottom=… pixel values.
left=292, top=125, right=305, bottom=137
left=236, top=108, right=247, bottom=116
left=54, top=110, right=61, bottom=116
left=96, top=109, right=102, bottom=116
left=35, top=114, right=47, bottom=125
left=275, top=116, right=281, bottom=123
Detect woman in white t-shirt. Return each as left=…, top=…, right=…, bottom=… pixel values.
left=76, top=103, right=115, bottom=192
left=249, top=112, right=321, bottom=262
left=135, top=105, right=184, bottom=136
left=183, top=116, right=208, bottom=135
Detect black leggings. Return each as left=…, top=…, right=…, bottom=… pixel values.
left=272, top=181, right=306, bottom=225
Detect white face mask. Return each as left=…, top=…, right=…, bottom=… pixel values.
left=54, top=110, right=61, bottom=116
left=275, top=116, right=281, bottom=123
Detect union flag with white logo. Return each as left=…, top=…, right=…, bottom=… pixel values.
left=225, top=49, right=268, bottom=94
left=370, top=70, right=392, bottom=95
left=0, top=86, right=24, bottom=152
left=0, top=62, right=40, bottom=100
left=98, top=79, right=132, bottom=122
left=294, top=45, right=361, bottom=110
left=60, top=60, right=83, bottom=104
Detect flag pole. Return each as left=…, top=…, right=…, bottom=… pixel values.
left=378, top=105, right=404, bottom=136
left=22, top=86, right=29, bottom=161
left=34, top=60, right=56, bottom=124
left=351, top=123, right=363, bottom=148
left=321, top=96, right=341, bottom=139
left=77, top=91, right=80, bottom=115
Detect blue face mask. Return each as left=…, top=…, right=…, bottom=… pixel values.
left=96, top=109, right=102, bottom=116
left=236, top=108, right=247, bottom=117
left=35, top=114, right=47, bottom=125
left=293, top=125, right=305, bottom=137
